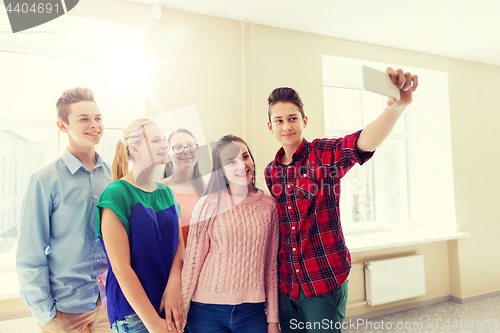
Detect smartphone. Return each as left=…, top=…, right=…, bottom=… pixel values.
left=361, top=65, right=400, bottom=99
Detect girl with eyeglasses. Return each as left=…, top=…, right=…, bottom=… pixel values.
left=162, top=128, right=207, bottom=247
left=181, top=135, right=280, bottom=333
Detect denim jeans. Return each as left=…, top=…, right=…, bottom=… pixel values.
left=111, top=313, right=148, bottom=333
left=186, top=302, right=268, bottom=333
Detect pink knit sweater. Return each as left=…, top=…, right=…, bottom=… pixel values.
left=181, top=189, right=279, bottom=323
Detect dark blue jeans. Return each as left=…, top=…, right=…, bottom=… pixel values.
left=186, top=302, right=268, bottom=333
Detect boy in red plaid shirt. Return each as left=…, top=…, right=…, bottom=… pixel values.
left=264, top=68, right=418, bottom=333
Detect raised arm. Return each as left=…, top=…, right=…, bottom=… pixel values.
left=16, top=175, right=55, bottom=325
left=101, top=208, right=169, bottom=333
left=356, top=68, right=418, bottom=153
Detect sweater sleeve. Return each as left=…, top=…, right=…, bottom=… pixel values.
left=181, top=197, right=211, bottom=318
left=264, top=202, right=280, bottom=323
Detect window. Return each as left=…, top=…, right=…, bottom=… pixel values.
left=0, top=16, right=146, bottom=291
left=322, top=55, right=457, bottom=234
left=324, top=87, right=410, bottom=232
left=0, top=126, right=52, bottom=273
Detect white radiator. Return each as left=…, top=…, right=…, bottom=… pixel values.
left=365, top=254, right=426, bottom=306
left=0, top=315, right=38, bottom=333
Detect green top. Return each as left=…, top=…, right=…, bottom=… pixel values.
left=96, top=180, right=181, bottom=237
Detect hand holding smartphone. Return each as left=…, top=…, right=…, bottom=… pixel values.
left=361, top=65, right=401, bottom=99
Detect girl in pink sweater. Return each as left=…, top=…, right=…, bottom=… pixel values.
left=182, top=135, right=280, bottom=333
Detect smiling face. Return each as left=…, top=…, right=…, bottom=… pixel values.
left=129, top=123, right=168, bottom=166
left=57, top=101, right=103, bottom=149
left=168, top=131, right=199, bottom=171
left=268, top=101, right=308, bottom=151
left=220, top=141, right=255, bottom=188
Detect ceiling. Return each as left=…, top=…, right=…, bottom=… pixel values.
left=124, top=0, right=500, bottom=67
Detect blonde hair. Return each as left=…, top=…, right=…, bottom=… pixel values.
left=56, top=87, right=95, bottom=124
left=112, top=118, right=155, bottom=181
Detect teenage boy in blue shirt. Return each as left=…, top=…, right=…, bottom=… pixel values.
left=16, top=88, right=112, bottom=332
left=265, top=68, right=418, bottom=333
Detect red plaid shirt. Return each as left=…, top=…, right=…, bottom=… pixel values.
left=265, top=131, right=374, bottom=300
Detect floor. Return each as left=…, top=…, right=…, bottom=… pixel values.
left=342, top=295, right=500, bottom=332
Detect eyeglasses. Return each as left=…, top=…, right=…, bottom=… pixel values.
left=171, top=143, right=199, bottom=154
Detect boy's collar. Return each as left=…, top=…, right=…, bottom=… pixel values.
left=94, top=152, right=104, bottom=168
left=61, top=148, right=104, bottom=174
left=274, top=138, right=309, bottom=165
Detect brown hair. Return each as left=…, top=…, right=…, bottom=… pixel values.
left=205, top=134, right=257, bottom=195
left=112, top=118, right=154, bottom=181
left=194, top=134, right=258, bottom=223
left=161, top=128, right=207, bottom=197
left=267, top=87, right=305, bottom=122
left=56, top=87, right=95, bottom=124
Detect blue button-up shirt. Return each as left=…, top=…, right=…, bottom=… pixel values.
left=16, top=148, right=111, bottom=325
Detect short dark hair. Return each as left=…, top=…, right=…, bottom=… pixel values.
left=267, top=87, right=305, bottom=122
